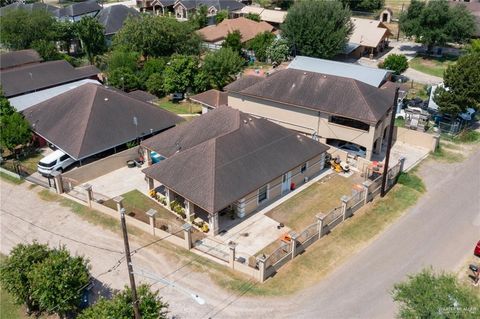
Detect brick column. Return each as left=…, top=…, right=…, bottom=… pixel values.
left=258, top=255, right=267, bottom=283
left=316, top=213, right=326, bottom=238
left=51, top=171, right=63, bottom=194
left=82, top=183, right=93, bottom=208
left=362, top=180, right=373, bottom=204
left=228, top=242, right=237, bottom=269
left=113, top=196, right=124, bottom=212
left=146, top=176, right=154, bottom=191
left=144, top=147, right=152, bottom=167
left=185, top=200, right=194, bottom=221
left=208, top=212, right=219, bottom=235
left=341, top=195, right=350, bottom=221
left=290, top=232, right=298, bottom=259
left=182, top=223, right=192, bottom=250
left=146, top=209, right=157, bottom=236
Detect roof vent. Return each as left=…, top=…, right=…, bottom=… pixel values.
left=303, top=72, right=307, bottom=75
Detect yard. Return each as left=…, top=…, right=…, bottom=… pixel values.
left=409, top=55, right=457, bottom=78
left=103, top=189, right=184, bottom=227
left=0, top=149, right=45, bottom=176
left=266, top=174, right=361, bottom=232
left=154, top=97, right=202, bottom=115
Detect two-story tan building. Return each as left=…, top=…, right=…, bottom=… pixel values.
left=224, top=66, right=397, bottom=160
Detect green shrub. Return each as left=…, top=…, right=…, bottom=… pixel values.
left=379, top=54, right=409, bottom=75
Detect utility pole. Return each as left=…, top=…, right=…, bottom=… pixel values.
left=381, top=88, right=400, bottom=198
left=120, top=208, right=142, bottom=319
left=396, top=3, right=404, bottom=41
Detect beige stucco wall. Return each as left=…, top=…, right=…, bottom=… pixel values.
left=235, top=153, right=325, bottom=217
left=229, top=93, right=391, bottom=159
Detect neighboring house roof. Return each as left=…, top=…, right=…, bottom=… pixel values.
left=189, top=89, right=227, bottom=109
left=350, top=18, right=392, bottom=48
left=449, top=0, right=480, bottom=36
left=288, top=56, right=391, bottom=88
left=152, top=0, right=176, bottom=6
left=197, top=17, right=274, bottom=43
left=174, top=0, right=245, bottom=11
left=127, top=90, right=158, bottom=103
left=0, top=49, right=42, bottom=70
left=142, top=106, right=328, bottom=214
left=235, top=5, right=287, bottom=24
left=55, top=0, right=102, bottom=18
left=0, top=60, right=99, bottom=98
left=23, top=83, right=183, bottom=160
left=226, top=68, right=396, bottom=125
left=223, top=74, right=264, bottom=91
left=0, top=2, right=58, bottom=16
left=9, top=79, right=100, bottom=112
left=96, top=4, right=140, bottom=35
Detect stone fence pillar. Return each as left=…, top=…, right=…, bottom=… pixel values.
left=258, top=255, right=267, bottom=283
left=51, top=171, right=64, bottom=194
left=316, top=213, right=326, bottom=238
left=398, top=156, right=406, bottom=173
left=290, top=232, right=298, bottom=259
left=113, top=196, right=124, bottom=213
left=229, top=242, right=236, bottom=269
left=81, top=183, right=93, bottom=208
left=182, top=223, right=192, bottom=250
left=341, top=195, right=350, bottom=221
left=362, top=180, right=373, bottom=204
left=146, top=209, right=157, bottom=236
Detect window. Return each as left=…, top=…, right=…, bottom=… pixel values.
left=329, top=116, right=370, bottom=131
left=258, top=185, right=268, bottom=203
left=301, top=162, right=308, bottom=174
left=59, top=154, right=70, bottom=162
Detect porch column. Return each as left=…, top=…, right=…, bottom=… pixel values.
left=146, top=176, right=154, bottom=191
left=316, top=213, right=326, bottom=238
left=182, top=223, right=192, bottom=250
left=82, top=183, right=93, bottom=208
left=185, top=200, right=194, bottom=221
left=236, top=198, right=246, bottom=218
left=146, top=209, right=157, bottom=236
left=374, top=137, right=383, bottom=154
left=51, top=171, right=64, bottom=194
left=209, top=212, right=219, bottom=235
left=144, top=148, right=152, bottom=166
left=366, top=148, right=373, bottom=160
left=165, top=188, right=172, bottom=210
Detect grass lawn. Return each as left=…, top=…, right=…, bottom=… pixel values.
left=406, top=81, right=429, bottom=100
left=266, top=174, right=359, bottom=232
left=103, top=190, right=183, bottom=226
left=155, top=98, right=202, bottom=115
left=409, top=55, right=458, bottom=78
left=430, top=144, right=465, bottom=163
left=0, top=171, right=24, bottom=185
left=385, top=0, right=410, bottom=16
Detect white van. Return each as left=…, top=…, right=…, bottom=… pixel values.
left=37, top=150, right=75, bottom=176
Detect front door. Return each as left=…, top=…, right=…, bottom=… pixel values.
left=282, top=171, right=291, bottom=195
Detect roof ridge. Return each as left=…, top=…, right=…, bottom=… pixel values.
left=351, top=79, right=378, bottom=121
left=76, top=85, right=102, bottom=157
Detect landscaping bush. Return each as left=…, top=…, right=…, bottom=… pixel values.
left=379, top=54, right=409, bottom=75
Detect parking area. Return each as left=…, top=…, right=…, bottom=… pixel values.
left=373, top=140, right=430, bottom=171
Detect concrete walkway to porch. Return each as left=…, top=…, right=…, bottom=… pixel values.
left=213, top=168, right=334, bottom=259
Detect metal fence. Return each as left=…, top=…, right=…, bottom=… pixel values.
left=194, top=238, right=230, bottom=262
left=297, top=222, right=318, bottom=245
left=265, top=242, right=292, bottom=269
left=323, top=206, right=343, bottom=227
left=346, top=189, right=366, bottom=215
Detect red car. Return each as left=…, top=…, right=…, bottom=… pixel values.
left=475, top=240, right=480, bottom=257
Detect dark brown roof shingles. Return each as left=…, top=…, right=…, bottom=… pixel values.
left=0, top=49, right=42, bottom=70
left=189, top=89, right=227, bottom=109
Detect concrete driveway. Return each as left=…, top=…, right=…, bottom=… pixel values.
left=372, top=141, right=431, bottom=172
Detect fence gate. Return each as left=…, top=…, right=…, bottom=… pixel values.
left=193, top=237, right=230, bottom=262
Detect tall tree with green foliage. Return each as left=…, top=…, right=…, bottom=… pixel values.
left=28, top=247, right=90, bottom=319
left=216, top=9, right=228, bottom=24
left=107, top=67, right=140, bottom=91
left=0, top=242, right=51, bottom=315
left=190, top=5, right=209, bottom=29
left=75, top=16, right=106, bottom=64
left=400, top=0, right=475, bottom=53
left=202, top=47, right=244, bottom=89
left=434, top=52, right=480, bottom=116
left=107, top=48, right=140, bottom=72
left=78, top=284, right=169, bottom=319
left=247, top=31, right=275, bottom=62
left=0, top=9, right=57, bottom=49
left=282, top=0, right=353, bottom=59
left=223, top=30, right=243, bottom=54
left=113, top=16, right=202, bottom=57
left=341, top=0, right=384, bottom=12
left=140, top=57, right=167, bottom=83
left=466, top=39, right=480, bottom=54
left=244, top=12, right=261, bottom=22
left=163, top=55, right=199, bottom=93
left=392, top=268, right=480, bottom=319
left=146, top=73, right=165, bottom=97
left=266, top=38, right=290, bottom=64
left=378, top=54, right=409, bottom=75
left=31, top=40, right=62, bottom=61
left=0, top=95, right=31, bottom=154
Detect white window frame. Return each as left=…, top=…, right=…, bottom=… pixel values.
left=258, top=184, right=269, bottom=204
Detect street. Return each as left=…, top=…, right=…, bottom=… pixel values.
left=1, top=148, right=479, bottom=318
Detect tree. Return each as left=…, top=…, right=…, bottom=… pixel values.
left=190, top=5, right=208, bottom=29
left=107, top=48, right=140, bottom=72
left=0, top=242, right=51, bottom=314
left=146, top=73, right=165, bottom=97
left=75, top=16, right=106, bottom=64
left=247, top=31, right=275, bottom=62
left=31, top=40, right=62, bottom=61
left=28, top=247, right=90, bottom=319
left=202, top=47, right=244, bottom=89
left=0, top=9, right=57, bottom=50
left=392, top=268, right=480, bottom=319
left=140, top=57, right=167, bottom=84
left=434, top=52, right=480, bottom=116
left=163, top=55, right=199, bottom=93
left=216, top=10, right=229, bottom=24
left=0, top=95, right=31, bottom=154
left=378, top=54, right=408, bottom=75
left=223, top=30, right=243, bottom=54
left=341, top=0, right=384, bottom=12
left=244, top=12, right=261, bottom=22
left=466, top=39, right=480, bottom=54
left=255, top=0, right=272, bottom=8
left=113, top=15, right=202, bottom=57
left=193, top=70, right=210, bottom=93
left=282, top=0, right=353, bottom=59
left=107, top=67, right=140, bottom=91
left=266, top=38, right=290, bottom=64
left=78, top=284, right=168, bottom=319
left=400, top=0, right=475, bottom=53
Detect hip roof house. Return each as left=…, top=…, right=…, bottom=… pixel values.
left=142, top=106, right=329, bottom=235
left=96, top=4, right=140, bottom=37
left=0, top=49, right=42, bottom=70
left=23, top=83, right=183, bottom=161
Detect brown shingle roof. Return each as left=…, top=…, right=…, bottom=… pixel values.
left=23, top=83, right=183, bottom=160
left=0, top=49, right=42, bottom=70
left=223, top=74, right=264, bottom=92
left=127, top=90, right=158, bottom=103
left=0, top=60, right=99, bottom=98
left=189, top=89, right=227, bottom=109
left=227, top=69, right=396, bottom=124
left=142, top=106, right=329, bottom=214
left=197, top=17, right=274, bottom=43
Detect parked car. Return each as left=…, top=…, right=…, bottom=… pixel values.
left=338, top=143, right=367, bottom=158
left=474, top=240, right=480, bottom=257
left=37, top=150, right=75, bottom=177
left=170, top=92, right=184, bottom=102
